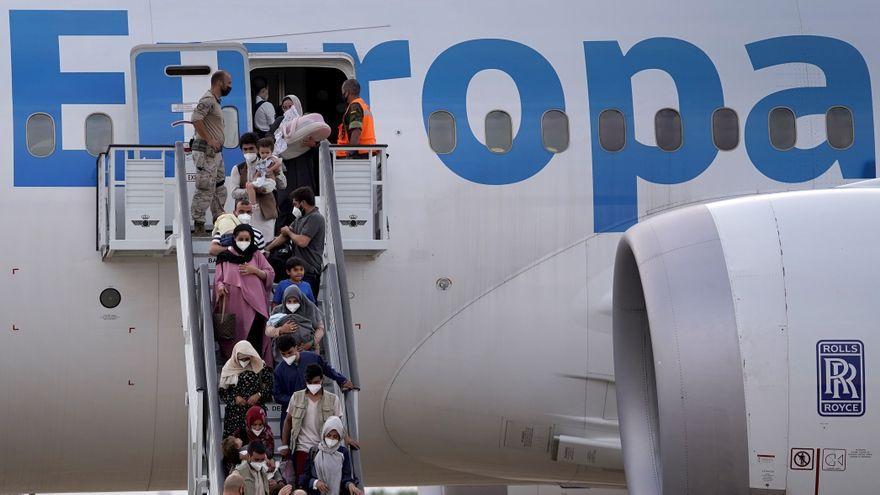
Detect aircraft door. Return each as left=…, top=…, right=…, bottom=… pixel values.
left=131, top=44, right=251, bottom=225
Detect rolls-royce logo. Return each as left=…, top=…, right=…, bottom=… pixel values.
left=132, top=214, right=160, bottom=227
left=341, top=214, right=367, bottom=228
left=818, top=340, right=865, bottom=417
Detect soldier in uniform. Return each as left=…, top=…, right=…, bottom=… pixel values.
left=335, top=79, right=376, bottom=158
left=191, top=70, right=233, bottom=235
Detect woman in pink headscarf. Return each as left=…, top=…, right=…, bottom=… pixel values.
left=215, top=223, right=275, bottom=364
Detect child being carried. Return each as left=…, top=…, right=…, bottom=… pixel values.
left=246, top=137, right=283, bottom=205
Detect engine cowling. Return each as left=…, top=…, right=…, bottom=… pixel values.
left=612, top=188, right=880, bottom=495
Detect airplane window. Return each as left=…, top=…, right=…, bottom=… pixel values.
left=221, top=106, right=239, bottom=149
left=598, top=109, right=626, bottom=152
left=655, top=108, right=682, bottom=152
left=712, top=107, right=739, bottom=151
left=826, top=106, right=854, bottom=150
left=428, top=111, right=456, bottom=153
left=541, top=110, right=569, bottom=153
left=26, top=113, right=55, bottom=157
left=485, top=110, right=513, bottom=153
left=85, top=113, right=113, bottom=156
left=769, top=107, right=796, bottom=151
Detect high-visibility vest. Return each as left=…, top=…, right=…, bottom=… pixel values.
left=337, top=97, right=376, bottom=156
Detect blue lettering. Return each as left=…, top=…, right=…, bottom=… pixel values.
left=422, top=39, right=564, bottom=185
left=323, top=40, right=412, bottom=104
left=745, top=36, right=875, bottom=182
left=10, top=10, right=128, bottom=186
left=133, top=48, right=249, bottom=176
left=243, top=43, right=288, bottom=53
left=584, top=38, right=723, bottom=232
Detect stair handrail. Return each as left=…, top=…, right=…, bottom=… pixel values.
left=198, top=264, right=225, bottom=493
left=173, top=141, right=214, bottom=494
left=318, top=140, right=364, bottom=485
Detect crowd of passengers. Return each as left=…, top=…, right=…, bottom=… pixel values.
left=187, top=71, right=376, bottom=495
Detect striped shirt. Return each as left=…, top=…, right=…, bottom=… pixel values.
left=211, top=227, right=266, bottom=249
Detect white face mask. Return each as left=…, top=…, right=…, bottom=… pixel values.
left=282, top=355, right=296, bottom=365
left=243, top=152, right=257, bottom=163
left=286, top=302, right=301, bottom=313
left=251, top=427, right=264, bottom=436
left=324, top=437, right=339, bottom=449
left=237, top=213, right=252, bottom=224
left=236, top=240, right=251, bottom=252
left=238, top=359, right=250, bottom=369
left=292, top=206, right=303, bottom=219
left=306, top=383, right=322, bottom=394
left=249, top=461, right=267, bottom=472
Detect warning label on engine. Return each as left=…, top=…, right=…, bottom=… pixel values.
left=822, top=449, right=846, bottom=471
left=790, top=448, right=815, bottom=471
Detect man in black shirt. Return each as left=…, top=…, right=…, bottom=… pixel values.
left=265, top=186, right=325, bottom=297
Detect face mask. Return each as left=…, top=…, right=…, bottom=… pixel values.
left=243, top=152, right=257, bottom=163
left=236, top=240, right=251, bottom=252
left=238, top=359, right=250, bottom=369
left=282, top=355, right=296, bottom=365
left=237, top=213, right=252, bottom=224
left=251, top=427, right=264, bottom=436
left=292, top=206, right=303, bottom=219
left=221, top=85, right=232, bottom=97
left=286, top=303, right=301, bottom=313
left=306, top=383, right=322, bottom=394
left=324, top=437, right=339, bottom=449
left=249, top=461, right=266, bottom=472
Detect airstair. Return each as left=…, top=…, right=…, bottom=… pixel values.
left=97, top=142, right=367, bottom=494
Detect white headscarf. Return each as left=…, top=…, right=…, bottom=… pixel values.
left=282, top=94, right=303, bottom=117
left=219, top=340, right=264, bottom=388
left=274, top=94, right=304, bottom=156
left=315, top=416, right=346, bottom=495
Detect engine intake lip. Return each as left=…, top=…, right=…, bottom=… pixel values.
left=612, top=205, right=749, bottom=495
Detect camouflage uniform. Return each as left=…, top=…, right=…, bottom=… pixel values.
left=190, top=90, right=227, bottom=225
left=341, top=101, right=364, bottom=139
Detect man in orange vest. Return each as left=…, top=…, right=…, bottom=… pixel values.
left=336, top=78, right=376, bottom=157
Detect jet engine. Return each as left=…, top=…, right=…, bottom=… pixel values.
left=612, top=187, right=880, bottom=494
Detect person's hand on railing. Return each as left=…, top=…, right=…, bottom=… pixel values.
left=345, top=435, right=360, bottom=450
left=279, top=484, right=294, bottom=495
left=316, top=480, right=330, bottom=494
left=341, top=380, right=357, bottom=391
left=347, top=483, right=363, bottom=495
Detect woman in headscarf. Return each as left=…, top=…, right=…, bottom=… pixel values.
left=271, top=93, right=321, bottom=234
left=215, top=224, right=275, bottom=363
left=265, top=284, right=325, bottom=354
left=298, top=416, right=361, bottom=495
left=219, top=340, right=274, bottom=436
left=235, top=405, right=276, bottom=458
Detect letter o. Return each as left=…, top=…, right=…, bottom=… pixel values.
left=422, top=39, right=565, bottom=185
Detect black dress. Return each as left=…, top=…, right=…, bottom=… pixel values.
left=219, top=368, right=274, bottom=436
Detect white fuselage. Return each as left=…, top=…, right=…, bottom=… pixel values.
left=0, top=0, right=877, bottom=492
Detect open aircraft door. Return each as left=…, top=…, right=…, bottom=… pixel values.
left=130, top=44, right=252, bottom=227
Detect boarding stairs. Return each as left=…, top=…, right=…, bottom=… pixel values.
left=96, top=142, right=372, bottom=494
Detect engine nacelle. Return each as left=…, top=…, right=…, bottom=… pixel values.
left=613, top=188, right=880, bottom=494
